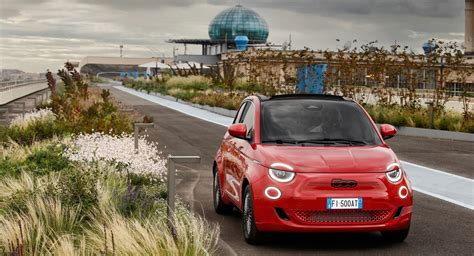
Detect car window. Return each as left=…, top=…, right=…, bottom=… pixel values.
left=261, top=99, right=381, bottom=145
left=241, top=102, right=255, bottom=138
left=233, top=102, right=248, bottom=124
left=238, top=102, right=251, bottom=123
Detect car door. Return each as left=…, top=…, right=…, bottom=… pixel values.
left=222, top=102, right=248, bottom=201
left=228, top=101, right=256, bottom=205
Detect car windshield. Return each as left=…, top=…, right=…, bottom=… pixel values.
left=260, top=99, right=381, bottom=146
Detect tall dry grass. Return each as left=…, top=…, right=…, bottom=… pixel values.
left=0, top=196, right=83, bottom=255
left=0, top=170, right=220, bottom=255
left=166, top=76, right=211, bottom=90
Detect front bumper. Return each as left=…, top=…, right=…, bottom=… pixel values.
left=252, top=172, right=413, bottom=232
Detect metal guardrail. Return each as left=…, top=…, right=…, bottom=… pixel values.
left=0, top=79, right=47, bottom=91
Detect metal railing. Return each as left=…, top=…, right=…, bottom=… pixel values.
left=0, top=79, right=47, bottom=92
left=134, top=123, right=155, bottom=152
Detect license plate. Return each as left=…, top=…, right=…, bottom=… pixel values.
left=327, top=198, right=362, bottom=209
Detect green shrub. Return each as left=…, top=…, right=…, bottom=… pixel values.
left=235, top=82, right=266, bottom=93
left=1, top=120, right=69, bottom=146
left=0, top=139, right=69, bottom=178
left=362, top=104, right=472, bottom=133
left=168, top=88, right=201, bottom=101
left=55, top=167, right=99, bottom=215
left=24, top=143, right=70, bottom=176
left=191, top=93, right=244, bottom=110
left=0, top=158, right=19, bottom=177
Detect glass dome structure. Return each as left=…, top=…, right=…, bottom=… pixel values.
left=208, top=5, right=269, bottom=43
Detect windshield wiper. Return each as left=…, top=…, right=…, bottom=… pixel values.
left=317, top=138, right=368, bottom=145
left=294, top=139, right=337, bottom=145
left=292, top=138, right=368, bottom=146
left=261, top=139, right=298, bottom=145
left=262, top=139, right=368, bottom=146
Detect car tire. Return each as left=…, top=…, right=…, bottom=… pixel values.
left=242, top=186, right=264, bottom=244
left=213, top=170, right=233, bottom=214
left=382, top=227, right=410, bottom=243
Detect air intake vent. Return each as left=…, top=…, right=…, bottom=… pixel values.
left=275, top=208, right=289, bottom=220
left=292, top=209, right=391, bottom=224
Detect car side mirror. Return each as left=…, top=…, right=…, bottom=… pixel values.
left=380, top=124, right=397, bottom=140
left=228, top=123, right=248, bottom=140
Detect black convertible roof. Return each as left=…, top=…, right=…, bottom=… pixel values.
left=265, top=94, right=348, bottom=101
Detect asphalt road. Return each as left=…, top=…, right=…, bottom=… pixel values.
left=107, top=85, right=474, bottom=256
left=388, top=136, right=473, bottom=179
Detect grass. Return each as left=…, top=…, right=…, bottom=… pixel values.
left=123, top=77, right=245, bottom=111
left=0, top=137, right=69, bottom=177
left=0, top=118, right=69, bottom=146
left=364, top=104, right=474, bottom=133
left=166, top=76, right=211, bottom=91
left=0, top=140, right=220, bottom=255
left=1, top=65, right=221, bottom=254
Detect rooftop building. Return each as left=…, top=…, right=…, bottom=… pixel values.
left=168, top=5, right=271, bottom=64
left=208, top=5, right=269, bottom=44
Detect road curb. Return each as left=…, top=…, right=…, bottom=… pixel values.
left=144, top=90, right=238, bottom=118
left=134, top=88, right=473, bottom=142
left=394, top=126, right=474, bottom=142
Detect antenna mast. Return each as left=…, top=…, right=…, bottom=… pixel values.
left=289, top=34, right=292, bottom=50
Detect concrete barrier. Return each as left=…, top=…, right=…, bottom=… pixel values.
left=395, top=126, right=474, bottom=142
left=0, top=82, right=48, bottom=105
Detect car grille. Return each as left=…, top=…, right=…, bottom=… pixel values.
left=291, top=209, right=392, bottom=224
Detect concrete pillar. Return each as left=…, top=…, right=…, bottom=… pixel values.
left=466, top=0, right=474, bottom=56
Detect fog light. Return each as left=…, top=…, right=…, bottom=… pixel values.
left=264, top=187, right=281, bottom=200
left=399, top=186, right=408, bottom=199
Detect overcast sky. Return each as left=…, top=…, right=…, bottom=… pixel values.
left=0, top=0, right=465, bottom=73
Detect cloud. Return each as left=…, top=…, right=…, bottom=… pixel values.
left=0, top=0, right=466, bottom=72
left=0, top=8, right=21, bottom=19
left=75, top=0, right=207, bottom=10
left=209, top=0, right=463, bottom=18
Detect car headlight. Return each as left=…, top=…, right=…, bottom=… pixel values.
left=268, top=168, right=295, bottom=183
left=386, top=163, right=403, bottom=183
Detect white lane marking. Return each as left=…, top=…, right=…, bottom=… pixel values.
left=412, top=186, right=474, bottom=210
left=401, top=161, right=473, bottom=210
left=401, top=161, right=473, bottom=182
left=116, top=85, right=474, bottom=210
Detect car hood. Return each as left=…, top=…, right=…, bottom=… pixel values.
left=254, top=145, right=397, bottom=173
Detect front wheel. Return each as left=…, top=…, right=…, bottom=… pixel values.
left=213, top=170, right=233, bottom=214
left=242, top=186, right=264, bottom=244
left=382, top=227, right=410, bottom=243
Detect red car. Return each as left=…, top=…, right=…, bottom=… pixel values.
left=213, top=94, right=412, bottom=244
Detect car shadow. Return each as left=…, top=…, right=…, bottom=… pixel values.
left=227, top=210, right=405, bottom=252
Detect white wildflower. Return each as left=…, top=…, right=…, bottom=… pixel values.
left=9, top=108, right=56, bottom=129
left=64, top=133, right=167, bottom=181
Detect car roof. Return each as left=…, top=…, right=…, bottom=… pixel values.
left=260, top=94, right=349, bottom=102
